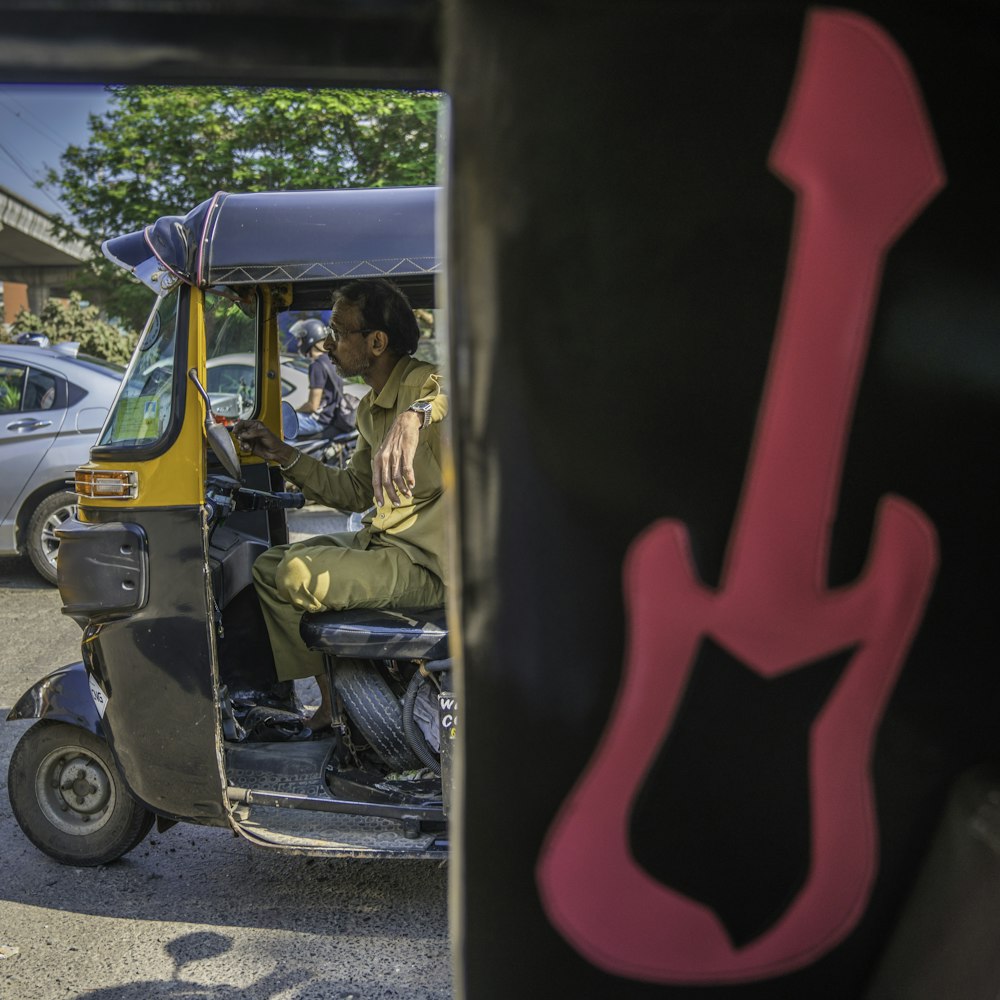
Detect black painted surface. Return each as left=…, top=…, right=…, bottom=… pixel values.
left=0, top=0, right=997, bottom=993
left=0, top=1, right=440, bottom=87
left=79, top=507, right=227, bottom=825
left=57, top=520, right=149, bottom=622
left=6, top=661, right=103, bottom=735
left=630, top=639, right=851, bottom=948
left=447, top=1, right=1000, bottom=997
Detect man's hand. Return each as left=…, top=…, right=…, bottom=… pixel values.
left=233, top=418, right=298, bottom=467
left=372, top=410, right=421, bottom=507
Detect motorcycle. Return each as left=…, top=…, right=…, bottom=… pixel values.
left=5, top=185, right=456, bottom=865
left=293, top=421, right=359, bottom=470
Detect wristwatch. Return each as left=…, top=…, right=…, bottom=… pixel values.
left=408, top=400, right=433, bottom=429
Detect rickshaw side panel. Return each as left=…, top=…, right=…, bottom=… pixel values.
left=58, top=506, right=229, bottom=827
left=58, top=520, right=149, bottom=620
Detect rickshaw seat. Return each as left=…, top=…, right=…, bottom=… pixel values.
left=300, top=606, right=448, bottom=661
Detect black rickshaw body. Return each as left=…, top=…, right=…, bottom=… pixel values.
left=7, top=187, right=450, bottom=859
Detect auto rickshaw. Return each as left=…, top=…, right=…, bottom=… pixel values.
left=6, top=186, right=454, bottom=865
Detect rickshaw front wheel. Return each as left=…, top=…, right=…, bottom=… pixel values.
left=8, top=720, right=155, bottom=866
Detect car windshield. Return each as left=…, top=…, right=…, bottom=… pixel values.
left=98, top=288, right=259, bottom=448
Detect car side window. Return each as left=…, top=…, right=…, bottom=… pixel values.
left=207, top=364, right=252, bottom=396
left=206, top=363, right=255, bottom=421
left=0, top=364, right=26, bottom=413
left=23, top=368, right=59, bottom=411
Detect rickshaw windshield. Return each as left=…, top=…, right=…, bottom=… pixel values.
left=98, top=291, right=181, bottom=447
left=203, top=290, right=261, bottom=423
left=98, top=288, right=259, bottom=449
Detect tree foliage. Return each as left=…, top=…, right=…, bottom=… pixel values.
left=6, top=293, right=138, bottom=365
left=47, top=86, right=443, bottom=328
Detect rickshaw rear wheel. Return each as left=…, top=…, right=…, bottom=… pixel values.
left=333, top=660, right=421, bottom=773
left=8, top=720, right=155, bottom=866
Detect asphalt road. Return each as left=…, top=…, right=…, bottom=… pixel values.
left=0, top=507, right=451, bottom=1000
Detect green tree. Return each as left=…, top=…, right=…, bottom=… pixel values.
left=6, top=293, right=138, bottom=365
left=47, top=86, right=443, bottom=327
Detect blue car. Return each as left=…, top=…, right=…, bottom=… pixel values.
left=0, top=343, right=124, bottom=583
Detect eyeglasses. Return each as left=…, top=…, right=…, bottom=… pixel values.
left=326, top=325, right=375, bottom=342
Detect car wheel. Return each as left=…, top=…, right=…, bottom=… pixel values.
left=7, top=720, right=155, bottom=866
left=26, top=490, right=76, bottom=585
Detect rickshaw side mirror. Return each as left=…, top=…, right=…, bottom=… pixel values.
left=281, top=400, right=299, bottom=442
left=188, top=368, right=242, bottom=481
left=207, top=423, right=242, bottom=481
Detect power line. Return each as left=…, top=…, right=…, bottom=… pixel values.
left=0, top=140, right=68, bottom=214
left=0, top=97, right=70, bottom=150
left=4, top=93, right=76, bottom=146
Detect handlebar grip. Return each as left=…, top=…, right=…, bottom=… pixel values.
left=271, top=492, right=307, bottom=509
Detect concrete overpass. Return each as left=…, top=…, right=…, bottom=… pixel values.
left=0, top=183, right=91, bottom=316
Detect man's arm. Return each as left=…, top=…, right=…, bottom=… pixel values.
left=233, top=417, right=373, bottom=512
left=371, top=370, right=446, bottom=508
left=290, top=434, right=374, bottom=512
left=372, top=410, right=422, bottom=508
left=298, top=356, right=328, bottom=415
left=298, top=387, right=325, bottom=415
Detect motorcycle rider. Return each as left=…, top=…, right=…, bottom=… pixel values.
left=288, top=317, right=355, bottom=437
left=234, top=278, right=447, bottom=731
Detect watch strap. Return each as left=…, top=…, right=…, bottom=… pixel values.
left=408, top=400, right=433, bottom=429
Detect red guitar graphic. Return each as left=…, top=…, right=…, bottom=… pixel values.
left=536, top=9, right=943, bottom=984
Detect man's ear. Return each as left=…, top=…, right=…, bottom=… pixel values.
left=369, top=329, right=389, bottom=356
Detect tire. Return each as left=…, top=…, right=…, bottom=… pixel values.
left=26, top=490, right=77, bottom=586
left=7, top=720, right=155, bottom=866
left=333, top=660, right=421, bottom=772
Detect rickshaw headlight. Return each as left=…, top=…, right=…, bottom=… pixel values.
left=74, top=469, right=139, bottom=500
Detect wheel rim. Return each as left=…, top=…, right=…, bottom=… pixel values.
left=39, top=501, right=76, bottom=570
left=34, top=745, right=117, bottom=836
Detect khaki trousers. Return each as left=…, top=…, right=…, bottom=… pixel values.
left=252, top=533, right=446, bottom=682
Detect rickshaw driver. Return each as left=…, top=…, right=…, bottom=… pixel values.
left=233, top=278, right=447, bottom=732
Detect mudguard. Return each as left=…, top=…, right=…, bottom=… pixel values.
left=6, top=661, right=104, bottom=736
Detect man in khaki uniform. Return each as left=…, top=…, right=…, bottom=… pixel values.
left=234, top=278, right=447, bottom=730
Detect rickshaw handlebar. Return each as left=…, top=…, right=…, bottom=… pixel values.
left=204, top=476, right=307, bottom=526
left=233, top=487, right=307, bottom=512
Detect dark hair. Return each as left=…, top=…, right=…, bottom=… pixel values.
left=332, top=279, right=420, bottom=356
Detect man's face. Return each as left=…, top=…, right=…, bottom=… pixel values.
left=327, top=300, right=373, bottom=378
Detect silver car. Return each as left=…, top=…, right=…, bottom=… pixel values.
left=204, top=352, right=368, bottom=421
left=204, top=352, right=311, bottom=419
left=0, top=343, right=124, bottom=584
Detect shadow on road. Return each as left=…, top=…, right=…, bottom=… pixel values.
left=55, top=929, right=410, bottom=999
left=0, top=554, right=55, bottom=591
left=74, top=931, right=309, bottom=997
left=0, top=756, right=447, bottom=940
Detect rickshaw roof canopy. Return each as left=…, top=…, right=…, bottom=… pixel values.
left=102, top=186, right=440, bottom=306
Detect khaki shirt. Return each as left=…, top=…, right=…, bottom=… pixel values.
left=284, top=355, right=448, bottom=584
